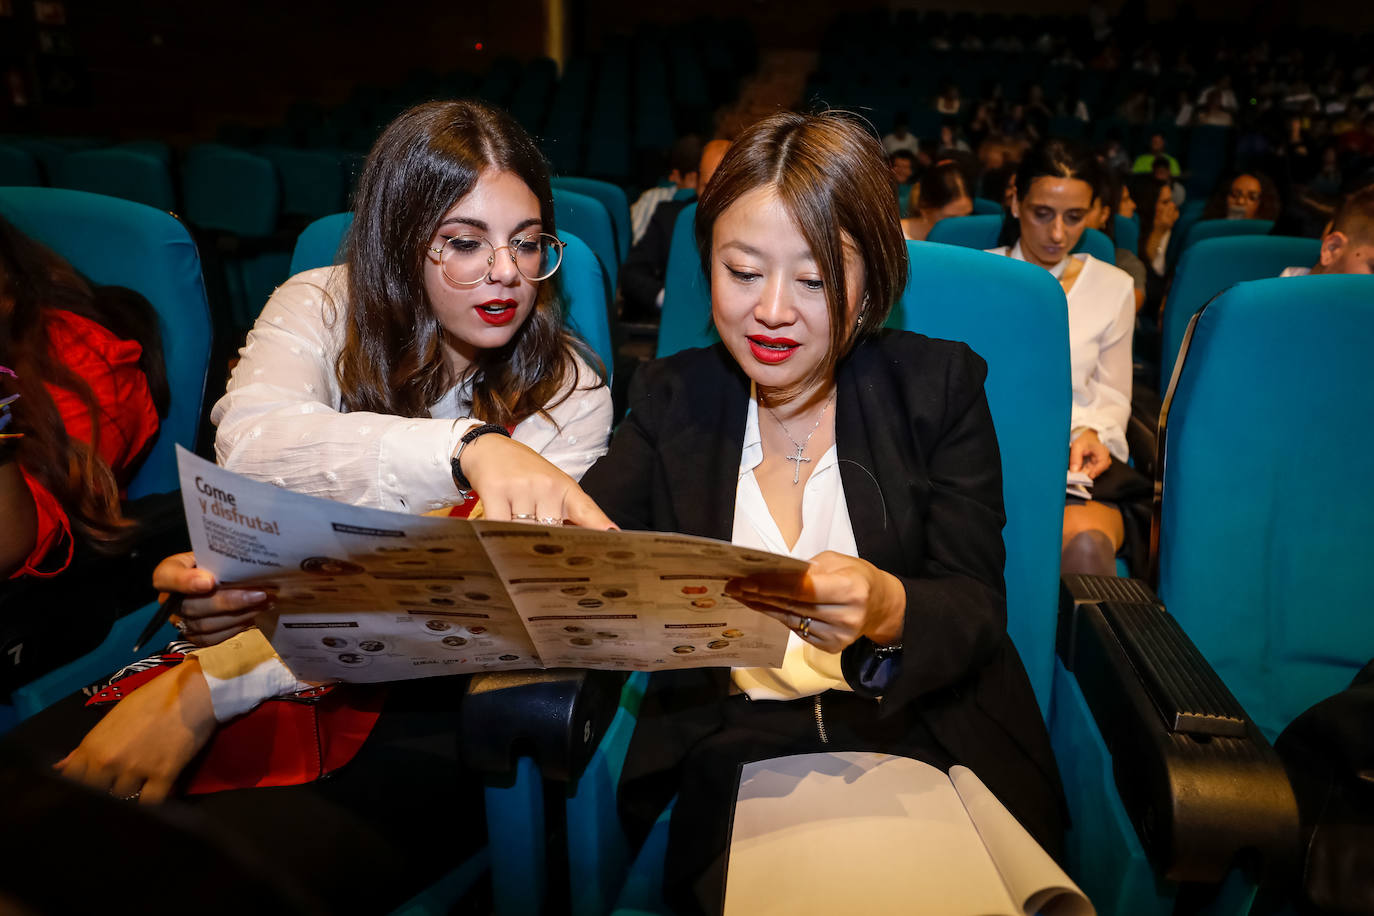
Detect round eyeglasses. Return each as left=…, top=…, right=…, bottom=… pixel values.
left=427, top=233, right=565, bottom=286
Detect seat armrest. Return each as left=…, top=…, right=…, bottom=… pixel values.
left=1057, top=574, right=1300, bottom=885
left=460, top=669, right=628, bottom=784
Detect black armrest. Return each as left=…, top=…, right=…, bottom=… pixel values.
left=459, top=669, right=628, bottom=784
left=0, top=491, right=189, bottom=696
left=1057, top=574, right=1300, bottom=885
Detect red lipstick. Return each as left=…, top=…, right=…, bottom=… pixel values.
left=475, top=299, right=518, bottom=326
left=747, top=335, right=799, bottom=364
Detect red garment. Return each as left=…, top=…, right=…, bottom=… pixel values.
left=13, top=309, right=160, bottom=578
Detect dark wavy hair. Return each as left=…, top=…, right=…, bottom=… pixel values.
left=997, top=137, right=1102, bottom=247
left=0, top=216, right=168, bottom=559
left=695, top=111, right=908, bottom=395
left=336, top=100, right=600, bottom=428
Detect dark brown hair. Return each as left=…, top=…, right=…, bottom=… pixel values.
left=998, top=137, right=1102, bottom=247
left=694, top=111, right=908, bottom=392
left=913, top=161, right=972, bottom=217
left=0, top=216, right=168, bottom=557
left=1332, top=183, right=1374, bottom=244
left=337, top=100, right=599, bottom=428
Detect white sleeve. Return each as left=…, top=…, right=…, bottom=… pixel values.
left=190, top=628, right=312, bottom=722
left=211, top=268, right=612, bottom=512
left=212, top=268, right=477, bottom=512
left=1070, top=275, right=1135, bottom=462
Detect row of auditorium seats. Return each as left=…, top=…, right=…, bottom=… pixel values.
left=4, top=183, right=1370, bottom=915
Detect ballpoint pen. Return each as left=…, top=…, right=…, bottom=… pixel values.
left=131, top=593, right=185, bottom=654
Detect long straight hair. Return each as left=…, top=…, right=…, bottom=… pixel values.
left=695, top=111, right=908, bottom=396
left=337, top=100, right=599, bottom=427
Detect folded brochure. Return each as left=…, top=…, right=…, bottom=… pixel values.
left=176, top=446, right=804, bottom=682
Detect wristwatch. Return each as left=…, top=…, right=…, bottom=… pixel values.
left=450, top=423, right=510, bottom=495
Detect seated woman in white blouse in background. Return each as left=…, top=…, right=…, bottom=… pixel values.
left=987, top=138, right=1138, bottom=577
left=33, top=99, right=612, bottom=913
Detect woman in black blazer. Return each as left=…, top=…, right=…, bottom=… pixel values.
left=463, top=111, right=1067, bottom=914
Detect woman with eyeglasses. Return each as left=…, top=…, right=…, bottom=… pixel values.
left=21, top=100, right=612, bottom=913
left=1204, top=171, right=1280, bottom=221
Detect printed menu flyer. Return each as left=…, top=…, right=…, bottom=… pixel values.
left=175, top=447, right=805, bottom=683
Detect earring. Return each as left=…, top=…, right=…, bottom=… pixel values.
left=856, top=293, right=870, bottom=329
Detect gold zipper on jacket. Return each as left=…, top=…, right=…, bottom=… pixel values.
left=813, top=694, right=829, bottom=745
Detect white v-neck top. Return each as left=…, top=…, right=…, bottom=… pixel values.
left=730, top=391, right=855, bottom=701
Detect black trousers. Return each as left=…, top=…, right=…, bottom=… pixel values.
left=5, top=675, right=485, bottom=915
left=664, top=690, right=954, bottom=916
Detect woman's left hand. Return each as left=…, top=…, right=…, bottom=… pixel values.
left=1069, top=429, right=1112, bottom=479
left=724, top=551, right=906, bottom=653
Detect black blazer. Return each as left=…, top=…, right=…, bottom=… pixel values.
left=579, top=331, right=1067, bottom=855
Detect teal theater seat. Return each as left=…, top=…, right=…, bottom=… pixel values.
left=553, top=187, right=619, bottom=297
left=1158, top=275, right=1374, bottom=741
left=1182, top=217, right=1274, bottom=253
left=0, top=187, right=212, bottom=718
left=0, top=144, right=42, bottom=186
left=927, top=213, right=1114, bottom=263
left=655, top=203, right=714, bottom=358
left=1112, top=213, right=1138, bottom=257
left=52, top=149, right=176, bottom=212
left=553, top=176, right=632, bottom=264
left=1160, top=235, right=1320, bottom=388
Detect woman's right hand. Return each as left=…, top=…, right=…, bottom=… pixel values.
left=154, top=552, right=268, bottom=648
left=458, top=434, right=615, bottom=529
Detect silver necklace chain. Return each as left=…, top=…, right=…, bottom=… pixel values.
left=760, top=389, right=835, bottom=485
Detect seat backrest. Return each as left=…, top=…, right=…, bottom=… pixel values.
left=0, top=187, right=212, bottom=499
left=1074, top=228, right=1115, bottom=264
left=1113, top=214, right=1139, bottom=257
left=257, top=146, right=346, bottom=221
left=553, top=177, right=631, bottom=265
left=289, top=212, right=354, bottom=275
left=287, top=213, right=612, bottom=378
left=1158, top=275, right=1374, bottom=740
left=656, top=203, right=716, bottom=359
left=51, top=149, right=176, bottom=212
left=928, top=215, right=1113, bottom=264
left=1182, top=218, right=1273, bottom=253
left=553, top=188, right=618, bottom=295
left=926, top=213, right=1002, bottom=250
left=0, top=144, right=42, bottom=186
left=182, top=144, right=280, bottom=237
left=971, top=196, right=1003, bottom=215
left=891, top=242, right=1071, bottom=712
left=1160, top=234, right=1321, bottom=387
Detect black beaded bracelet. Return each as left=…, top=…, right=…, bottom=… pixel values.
left=450, top=423, right=511, bottom=493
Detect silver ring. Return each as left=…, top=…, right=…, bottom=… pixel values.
left=116, top=790, right=141, bottom=802
left=512, top=513, right=537, bottom=520
left=171, top=618, right=188, bottom=634
left=538, top=516, right=561, bottom=526
left=798, top=617, right=812, bottom=639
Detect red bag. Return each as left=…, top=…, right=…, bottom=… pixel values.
left=86, top=654, right=384, bottom=794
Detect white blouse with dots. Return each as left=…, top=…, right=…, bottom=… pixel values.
left=212, top=266, right=613, bottom=512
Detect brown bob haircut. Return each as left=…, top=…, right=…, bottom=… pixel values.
left=337, top=100, right=598, bottom=428
left=694, top=111, right=908, bottom=390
